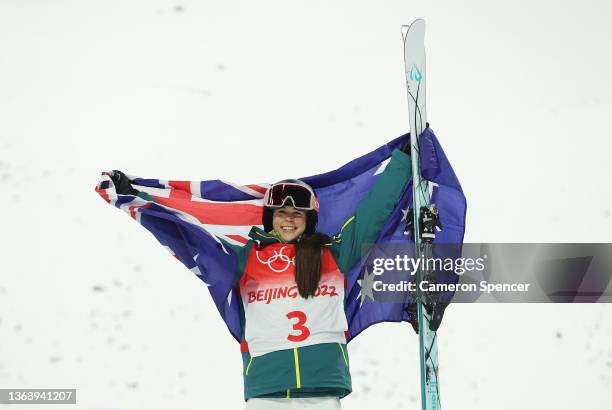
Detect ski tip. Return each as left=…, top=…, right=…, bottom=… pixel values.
left=411, top=18, right=426, bottom=31
left=401, top=19, right=426, bottom=38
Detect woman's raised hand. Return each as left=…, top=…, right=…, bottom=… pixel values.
left=109, top=170, right=139, bottom=195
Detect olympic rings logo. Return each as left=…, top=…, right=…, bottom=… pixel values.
left=256, top=246, right=295, bottom=273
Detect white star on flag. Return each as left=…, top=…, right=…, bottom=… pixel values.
left=356, top=267, right=377, bottom=307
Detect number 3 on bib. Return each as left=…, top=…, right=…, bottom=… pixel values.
left=286, top=310, right=311, bottom=342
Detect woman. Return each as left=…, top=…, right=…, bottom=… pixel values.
left=110, top=148, right=411, bottom=409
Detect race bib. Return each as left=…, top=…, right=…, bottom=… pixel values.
left=239, top=244, right=347, bottom=357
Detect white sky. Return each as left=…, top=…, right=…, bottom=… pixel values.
left=1, top=1, right=611, bottom=409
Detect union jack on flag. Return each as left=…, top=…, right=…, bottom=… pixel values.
left=95, top=128, right=466, bottom=342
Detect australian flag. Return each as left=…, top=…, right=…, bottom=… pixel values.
left=95, top=127, right=466, bottom=343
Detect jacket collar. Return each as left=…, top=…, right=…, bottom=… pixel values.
left=248, top=226, right=283, bottom=246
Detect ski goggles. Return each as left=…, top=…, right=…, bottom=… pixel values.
left=263, top=182, right=319, bottom=212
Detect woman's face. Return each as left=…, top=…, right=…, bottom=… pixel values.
left=272, top=206, right=307, bottom=243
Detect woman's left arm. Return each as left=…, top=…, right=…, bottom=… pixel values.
left=330, top=148, right=412, bottom=274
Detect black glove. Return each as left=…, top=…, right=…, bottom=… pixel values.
left=406, top=300, right=447, bottom=333
left=402, top=141, right=412, bottom=155
left=401, top=122, right=430, bottom=154
left=110, top=170, right=139, bottom=196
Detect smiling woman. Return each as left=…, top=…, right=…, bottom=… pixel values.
left=107, top=147, right=413, bottom=409
left=272, top=207, right=307, bottom=243
left=261, top=180, right=331, bottom=300
left=227, top=158, right=412, bottom=409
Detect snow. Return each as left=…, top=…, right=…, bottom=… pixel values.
left=0, top=0, right=611, bottom=409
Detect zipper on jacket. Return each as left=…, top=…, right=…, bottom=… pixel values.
left=293, top=348, right=301, bottom=388
left=340, top=216, right=355, bottom=233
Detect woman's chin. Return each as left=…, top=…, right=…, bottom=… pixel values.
left=280, top=234, right=298, bottom=243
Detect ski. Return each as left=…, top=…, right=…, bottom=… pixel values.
left=402, top=19, right=442, bottom=410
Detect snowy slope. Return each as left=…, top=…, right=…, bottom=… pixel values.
left=0, top=1, right=611, bottom=409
